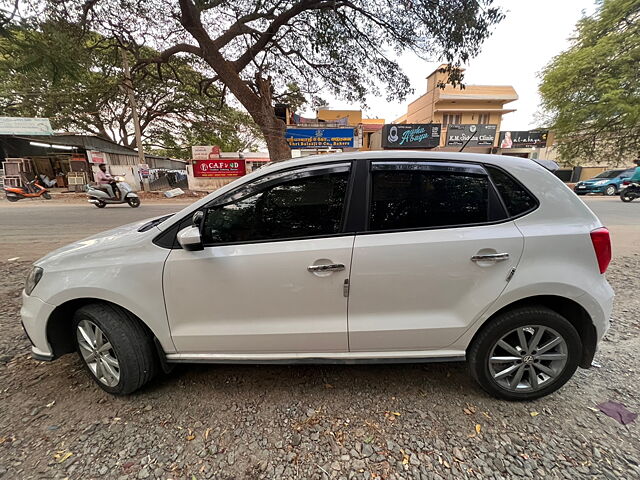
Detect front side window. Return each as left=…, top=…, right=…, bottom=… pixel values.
left=369, top=168, right=490, bottom=231
left=201, top=170, right=350, bottom=244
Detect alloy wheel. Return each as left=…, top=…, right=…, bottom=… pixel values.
left=488, top=325, right=568, bottom=393
left=76, top=319, right=120, bottom=387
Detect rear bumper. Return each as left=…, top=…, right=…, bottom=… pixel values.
left=20, top=291, right=56, bottom=361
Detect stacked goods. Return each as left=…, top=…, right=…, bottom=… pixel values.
left=2, top=158, right=34, bottom=188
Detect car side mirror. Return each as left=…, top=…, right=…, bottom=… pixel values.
left=177, top=226, right=203, bottom=251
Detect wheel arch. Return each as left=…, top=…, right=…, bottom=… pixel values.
left=467, top=295, right=597, bottom=368
left=45, top=298, right=167, bottom=365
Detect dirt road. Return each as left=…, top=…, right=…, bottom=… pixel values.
left=0, top=197, right=638, bottom=480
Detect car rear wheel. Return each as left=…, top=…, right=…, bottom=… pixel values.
left=73, top=304, right=156, bottom=395
left=604, top=185, right=616, bottom=196
left=468, top=306, right=581, bottom=400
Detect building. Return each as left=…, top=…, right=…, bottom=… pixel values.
left=0, top=133, right=186, bottom=191
left=384, top=64, right=518, bottom=153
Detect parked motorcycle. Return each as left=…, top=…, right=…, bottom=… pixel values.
left=3, top=179, right=51, bottom=202
left=86, top=176, right=141, bottom=208
left=620, top=181, right=640, bottom=202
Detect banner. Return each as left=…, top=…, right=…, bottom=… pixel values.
left=193, top=159, right=246, bottom=177
left=87, top=150, right=107, bottom=164
left=382, top=124, right=441, bottom=149
left=499, top=130, right=548, bottom=148
left=446, top=124, right=497, bottom=147
left=0, top=117, right=53, bottom=135
left=192, top=145, right=221, bottom=160
left=285, top=128, right=355, bottom=149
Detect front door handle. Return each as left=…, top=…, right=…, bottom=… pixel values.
left=307, top=263, right=345, bottom=273
left=471, top=253, right=510, bottom=263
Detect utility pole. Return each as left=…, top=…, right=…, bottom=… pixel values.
left=121, top=49, right=149, bottom=191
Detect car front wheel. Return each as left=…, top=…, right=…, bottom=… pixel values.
left=604, top=185, right=616, bottom=196
left=468, top=306, right=581, bottom=400
left=73, top=304, right=156, bottom=395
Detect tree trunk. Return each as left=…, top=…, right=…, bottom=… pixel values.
left=257, top=111, right=291, bottom=162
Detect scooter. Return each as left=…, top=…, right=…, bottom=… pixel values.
left=86, top=176, right=141, bottom=208
left=620, top=181, right=639, bottom=202
left=3, top=178, right=51, bottom=202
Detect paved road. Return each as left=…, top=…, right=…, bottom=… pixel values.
left=0, top=196, right=637, bottom=261
left=0, top=200, right=191, bottom=260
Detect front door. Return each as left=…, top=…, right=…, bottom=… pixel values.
left=347, top=161, right=525, bottom=352
left=164, top=163, right=354, bottom=354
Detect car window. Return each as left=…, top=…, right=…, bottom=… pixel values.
left=201, top=170, right=350, bottom=244
left=486, top=166, right=537, bottom=217
left=594, top=170, right=621, bottom=179
left=620, top=169, right=635, bottom=178
left=369, top=169, right=490, bottom=231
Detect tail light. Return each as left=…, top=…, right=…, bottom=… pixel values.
left=590, top=227, right=611, bottom=274
left=622, top=180, right=630, bottom=186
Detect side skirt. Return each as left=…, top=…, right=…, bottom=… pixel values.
left=165, top=351, right=466, bottom=365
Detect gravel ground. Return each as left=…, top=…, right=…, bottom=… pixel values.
left=0, top=257, right=639, bottom=480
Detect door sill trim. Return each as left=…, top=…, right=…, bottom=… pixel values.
left=165, top=350, right=466, bottom=364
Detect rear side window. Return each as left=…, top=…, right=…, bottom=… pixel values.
left=486, top=166, right=537, bottom=217
left=369, top=170, right=490, bottom=231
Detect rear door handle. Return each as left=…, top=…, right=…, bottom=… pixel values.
left=471, top=253, right=510, bottom=262
left=307, top=263, right=345, bottom=273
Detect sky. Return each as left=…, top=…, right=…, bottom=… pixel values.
left=303, top=0, right=598, bottom=130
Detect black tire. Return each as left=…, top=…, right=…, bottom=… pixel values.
left=73, top=303, right=157, bottom=395
left=604, top=185, right=616, bottom=196
left=620, top=192, right=632, bottom=202
left=127, top=196, right=141, bottom=208
left=574, top=192, right=585, bottom=196
left=468, top=306, right=582, bottom=401
left=42, top=192, right=52, bottom=200
left=6, top=195, right=20, bottom=202
left=95, top=200, right=107, bottom=208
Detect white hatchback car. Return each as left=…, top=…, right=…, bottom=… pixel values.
left=21, top=152, right=614, bottom=400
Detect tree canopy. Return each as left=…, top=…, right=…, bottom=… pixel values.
left=539, top=0, right=640, bottom=165
left=0, top=20, right=261, bottom=159
left=41, top=0, right=504, bottom=160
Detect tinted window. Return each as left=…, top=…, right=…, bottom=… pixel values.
left=369, top=170, right=489, bottom=231
left=486, top=166, right=537, bottom=217
left=202, top=171, right=349, bottom=244
left=594, top=170, right=622, bottom=179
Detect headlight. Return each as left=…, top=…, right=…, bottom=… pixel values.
left=594, top=180, right=608, bottom=185
left=25, top=266, right=44, bottom=296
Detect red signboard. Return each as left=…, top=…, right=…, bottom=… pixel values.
left=193, top=159, right=246, bottom=177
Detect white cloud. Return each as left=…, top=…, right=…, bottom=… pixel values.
left=304, top=0, right=597, bottom=130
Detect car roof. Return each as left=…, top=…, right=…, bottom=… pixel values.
left=255, top=151, right=550, bottom=176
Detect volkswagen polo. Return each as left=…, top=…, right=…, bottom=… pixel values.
left=21, top=152, right=614, bottom=400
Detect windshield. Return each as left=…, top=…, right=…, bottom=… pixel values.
left=594, top=170, right=621, bottom=179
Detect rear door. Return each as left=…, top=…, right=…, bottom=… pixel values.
left=347, top=161, right=525, bottom=352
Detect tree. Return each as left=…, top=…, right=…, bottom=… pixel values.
left=539, top=0, right=640, bottom=165
left=0, top=20, right=261, bottom=157
left=45, top=0, right=504, bottom=161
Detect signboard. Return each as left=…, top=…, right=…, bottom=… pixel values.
left=446, top=124, right=497, bottom=147
left=499, top=130, right=548, bottom=148
left=382, top=124, right=441, bottom=149
left=87, top=150, right=107, bottom=164
left=0, top=117, right=53, bottom=136
left=192, top=145, right=221, bottom=160
left=139, top=163, right=150, bottom=178
left=193, top=159, right=246, bottom=177
left=285, top=128, right=355, bottom=149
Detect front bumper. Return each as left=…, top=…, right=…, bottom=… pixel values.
left=20, top=291, right=56, bottom=361
left=574, top=184, right=606, bottom=194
